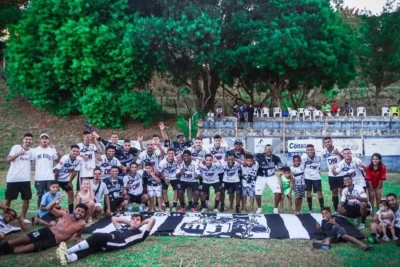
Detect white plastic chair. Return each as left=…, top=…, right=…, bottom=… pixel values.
left=336, top=108, right=341, bottom=116
left=313, top=110, right=323, bottom=120
left=288, top=107, right=293, bottom=114
left=298, top=108, right=305, bottom=119
left=262, top=107, right=269, bottom=117
left=356, top=107, right=366, bottom=117
left=273, top=107, right=281, bottom=117
left=290, top=110, right=298, bottom=121
left=254, top=109, right=259, bottom=117
left=381, top=107, right=390, bottom=116
left=348, top=108, right=354, bottom=116
left=303, top=110, right=311, bottom=121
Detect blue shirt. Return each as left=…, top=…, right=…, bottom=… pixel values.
left=39, top=191, right=61, bottom=218
left=238, top=108, right=246, bottom=118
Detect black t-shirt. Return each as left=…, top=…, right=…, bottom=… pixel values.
left=321, top=215, right=340, bottom=236
left=169, top=140, right=193, bottom=155
left=247, top=107, right=255, bottom=119
left=255, top=153, right=283, bottom=177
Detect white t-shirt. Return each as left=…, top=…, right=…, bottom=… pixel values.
left=31, top=146, right=57, bottom=181
left=123, top=172, right=144, bottom=196
left=322, top=146, right=343, bottom=176
left=176, top=161, right=200, bottom=183
left=6, top=145, right=32, bottom=182
left=159, top=158, right=179, bottom=181
left=291, top=165, right=305, bottom=186
left=90, top=180, right=109, bottom=203
left=222, top=162, right=241, bottom=183
left=77, top=143, right=98, bottom=178
left=301, top=154, right=322, bottom=181
left=199, top=163, right=224, bottom=184
left=136, top=150, right=161, bottom=172
left=54, top=155, right=82, bottom=182
left=241, top=162, right=259, bottom=188
left=335, top=157, right=365, bottom=187
left=341, top=184, right=368, bottom=206
left=97, top=155, right=122, bottom=180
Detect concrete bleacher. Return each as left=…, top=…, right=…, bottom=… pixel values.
left=204, top=116, right=400, bottom=137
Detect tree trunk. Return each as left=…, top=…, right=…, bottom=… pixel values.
left=191, top=69, right=220, bottom=113
left=270, top=82, right=284, bottom=108
left=374, top=85, right=381, bottom=115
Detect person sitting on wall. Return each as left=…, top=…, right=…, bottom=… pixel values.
left=321, top=101, right=331, bottom=116
left=331, top=101, right=339, bottom=116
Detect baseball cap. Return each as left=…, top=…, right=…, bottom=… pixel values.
left=234, top=139, right=243, bottom=145
left=40, top=133, right=49, bottom=138
left=176, top=132, right=185, bottom=138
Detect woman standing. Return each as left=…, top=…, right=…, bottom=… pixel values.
left=365, top=153, right=386, bottom=217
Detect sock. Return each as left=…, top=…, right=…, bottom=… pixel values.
left=164, top=201, right=170, bottom=208
left=69, top=204, right=74, bottom=214
left=173, top=201, right=177, bottom=208
left=201, top=201, right=206, bottom=208
left=67, top=241, right=89, bottom=254
left=307, top=197, right=312, bottom=211
left=318, top=198, right=324, bottom=210
left=332, top=196, right=339, bottom=211
left=188, top=201, right=193, bottom=208
left=68, top=253, right=78, bottom=263
left=361, top=216, right=366, bottom=224
left=214, top=200, right=220, bottom=209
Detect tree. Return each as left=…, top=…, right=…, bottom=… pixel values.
left=6, top=0, right=159, bottom=128
left=357, top=1, right=400, bottom=114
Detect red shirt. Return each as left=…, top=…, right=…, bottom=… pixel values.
left=331, top=104, right=339, bottom=112
left=366, top=164, right=386, bottom=188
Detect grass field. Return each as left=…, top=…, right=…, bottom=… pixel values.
left=0, top=172, right=399, bottom=267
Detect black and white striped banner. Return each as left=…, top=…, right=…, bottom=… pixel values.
left=84, top=212, right=364, bottom=240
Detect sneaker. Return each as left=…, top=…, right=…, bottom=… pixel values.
left=23, top=218, right=32, bottom=224
left=213, top=208, right=219, bottom=213
left=127, top=204, right=133, bottom=212
left=165, top=207, right=171, bottom=212
left=358, top=223, right=365, bottom=230
left=273, top=208, right=279, bottom=214
left=361, top=245, right=373, bottom=251
left=376, top=234, right=381, bottom=239
left=177, top=206, right=185, bottom=212
left=155, top=207, right=160, bottom=212
left=191, top=207, right=198, bottom=212
left=200, top=208, right=208, bottom=213
left=143, top=206, right=149, bottom=212
left=171, top=207, right=177, bottom=212
left=382, top=235, right=390, bottom=242
left=138, top=204, right=145, bottom=212
left=56, top=242, right=68, bottom=265
left=312, top=242, right=330, bottom=250
left=256, top=208, right=263, bottom=214
left=393, top=236, right=399, bottom=241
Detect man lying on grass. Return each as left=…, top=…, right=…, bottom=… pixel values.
left=56, top=214, right=155, bottom=265
left=314, top=207, right=372, bottom=251
left=0, top=204, right=26, bottom=240
left=0, top=197, right=87, bottom=254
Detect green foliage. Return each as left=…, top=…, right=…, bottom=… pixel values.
left=5, top=0, right=156, bottom=128
left=176, top=112, right=201, bottom=138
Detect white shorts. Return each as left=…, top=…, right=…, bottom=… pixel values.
left=94, top=202, right=103, bottom=208
left=255, top=175, right=281, bottom=195
left=353, top=178, right=366, bottom=188
left=148, top=186, right=162, bottom=198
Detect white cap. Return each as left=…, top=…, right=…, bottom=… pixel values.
left=40, top=133, right=49, bottom=138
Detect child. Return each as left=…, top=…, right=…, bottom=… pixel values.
left=291, top=155, right=306, bottom=214
left=278, top=167, right=293, bottom=213
left=32, top=181, right=61, bottom=227
left=76, top=179, right=95, bottom=223
left=143, top=162, right=164, bottom=212
left=314, top=207, right=372, bottom=251
left=240, top=154, right=259, bottom=213
left=377, top=200, right=398, bottom=241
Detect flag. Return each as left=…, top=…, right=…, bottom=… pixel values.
left=84, top=212, right=364, bottom=240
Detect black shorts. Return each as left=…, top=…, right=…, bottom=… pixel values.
left=328, top=176, right=345, bottom=190
left=27, top=227, right=57, bottom=252
left=328, top=226, right=347, bottom=243
left=177, top=181, right=199, bottom=193
left=110, top=198, right=125, bottom=212
left=201, top=182, right=222, bottom=193
left=222, top=182, right=242, bottom=195
left=58, top=181, right=73, bottom=192
left=5, top=181, right=32, bottom=200
left=129, top=194, right=143, bottom=204
left=305, top=179, right=322, bottom=193
left=343, top=204, right=370, bottom=218
left=40, top=212, right=58, bottom=223
left=162, top=180, right=179, bottom=191
left=248, top=117, right=254, bottom=123
left=239, top=118, right=245, bottom=123
left=35, top=180, right=53, bottom=196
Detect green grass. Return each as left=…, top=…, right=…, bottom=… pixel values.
left=1, top=172, right=400, bottom=267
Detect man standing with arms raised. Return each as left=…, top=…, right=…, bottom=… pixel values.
left=322, top=137, right=344, bottom=213
left=255, top=144, right=283, bottom=214
left=302, top=144, right=324, bottom=213
left=5, top=133, right=33, bottom=223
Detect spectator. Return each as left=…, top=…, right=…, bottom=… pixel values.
left=306, top=103, right=315, bottom=111
left=238, top=105, right=246, bottom=129
left=365, top=153, right=386, bottom=217
left=233, top=105, right=238, bottom=117
left=331, top=100, right=339, bottom=116
left=216, top=106, right=223, bottom=120
left=390, top=106, right=399, bottom=116
left=321, top=101, right=331, bottom=115
left=247, top=104, right=255, bottom=129
left=344, top=102, right=352, bottom=116
left=206, top=110, right=215, bottom=129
